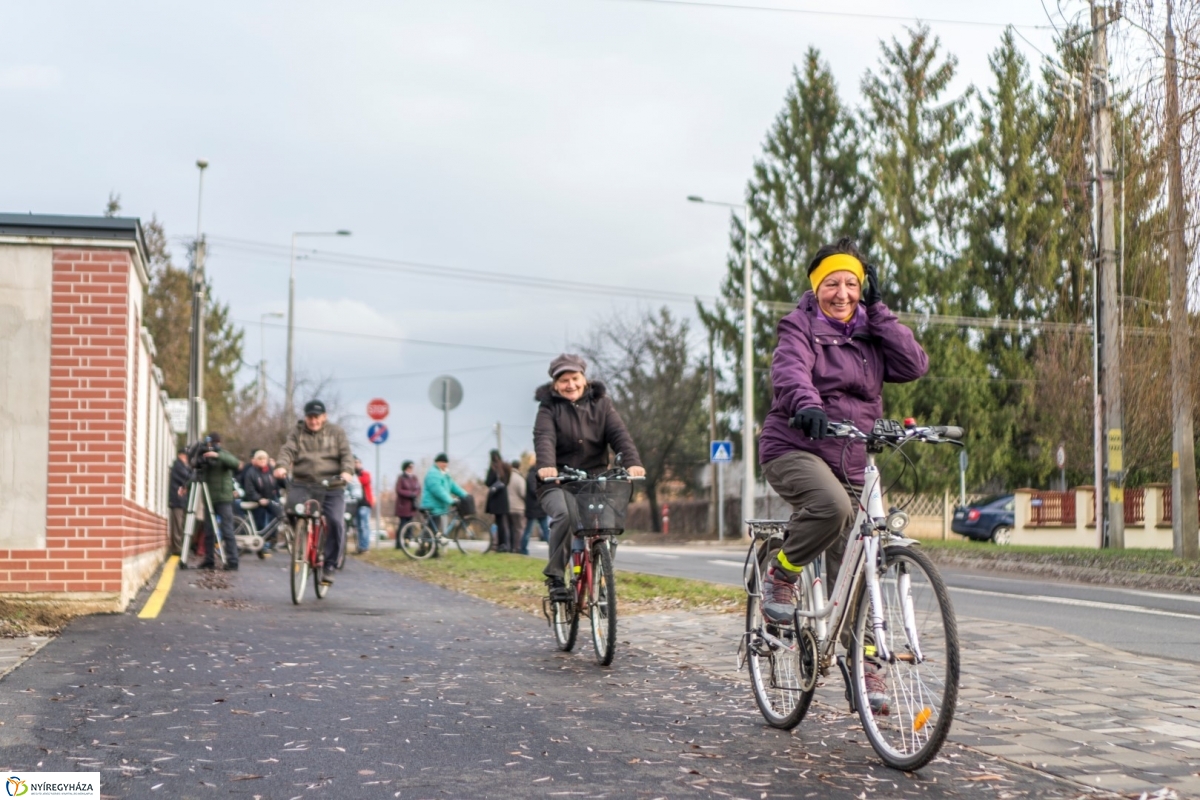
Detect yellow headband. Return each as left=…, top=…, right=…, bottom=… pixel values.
left=809, top=253, right=865, bottom=291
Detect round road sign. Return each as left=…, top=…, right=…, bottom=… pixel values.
left=367, top=423, right=388, bottom=444
left=429, top=376, right=463, bottom=411
left=1056, top=444, right=1066, bottom=469
left=367, top=398, right=389, bottom=421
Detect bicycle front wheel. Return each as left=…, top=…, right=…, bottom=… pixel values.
left=398, top=521, right=435, bottom=560
left=313, top=522, right=330, bottom=600
left=290, top=519, right=309, bottom=605
left=588, top=540, right=617, bottom=666
left=745, top=573, right=812, bottom=729
left=460, top=515, right=492, bottom=554
left=850, top=545, right=959, bottom=771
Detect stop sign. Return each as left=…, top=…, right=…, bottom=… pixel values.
left=366, top=398, right=389, bottom=421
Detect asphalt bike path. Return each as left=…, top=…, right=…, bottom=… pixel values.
left=0, top=554, right=1118, bottom=799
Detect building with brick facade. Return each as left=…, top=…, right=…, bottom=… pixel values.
left=0, top=214, right=173, bottom=611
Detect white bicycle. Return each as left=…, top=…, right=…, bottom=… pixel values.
left=739, top=418, right=963, bottom=771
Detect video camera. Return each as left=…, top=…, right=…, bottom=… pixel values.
left=185, top=436, right=219, bottom=476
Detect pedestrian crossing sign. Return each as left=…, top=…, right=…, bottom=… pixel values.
left=710, top=440, right=733, bottom=463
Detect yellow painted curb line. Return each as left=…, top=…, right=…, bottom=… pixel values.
left=138, top=555, right=179, bottom=619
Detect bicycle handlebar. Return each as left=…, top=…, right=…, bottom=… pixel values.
left=828, top=419, right=963, bottom=446
left=543, top=467, right=645, bottom=483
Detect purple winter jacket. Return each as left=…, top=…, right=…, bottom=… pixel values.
left=758, top=292, right=929, bottom=482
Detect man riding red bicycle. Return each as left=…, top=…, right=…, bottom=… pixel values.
left=274, top=399, right=355, bottom=587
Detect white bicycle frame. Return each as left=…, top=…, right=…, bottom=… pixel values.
left=745, top=449, right=926, bottom=671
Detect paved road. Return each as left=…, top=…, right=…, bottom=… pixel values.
left=596, top=542, right=1200, bottom=663
left=0, top=555, right=1110, bottom=799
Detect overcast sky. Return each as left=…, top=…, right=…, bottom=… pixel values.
left=1, top=0, right=1073, bottom=482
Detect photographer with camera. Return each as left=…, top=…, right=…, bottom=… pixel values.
left=273, top=400, right=354, bottom=586
left=197, top=432, right=243, bottom=571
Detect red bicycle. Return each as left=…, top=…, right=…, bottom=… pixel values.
left=542, top=467, right=640, bottom=666
left=284, top=482, right=332, bottom=604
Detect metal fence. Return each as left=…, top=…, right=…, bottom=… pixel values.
left=1029, top=491, right=1076, bottom=526
left=1124, top=487, right=1145, bottom=525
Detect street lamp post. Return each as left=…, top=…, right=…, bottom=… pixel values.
left=285, top=230, right=351, bottom=415
left=186, top=159, right=209, bottom=443
left=259, top=311, right=284, bottom=406
left=688, top=195, right=754, bottom=536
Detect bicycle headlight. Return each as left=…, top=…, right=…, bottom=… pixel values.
left=294, top=503, right=305, bottom=515
left=886, top=509, right=910, bottom=532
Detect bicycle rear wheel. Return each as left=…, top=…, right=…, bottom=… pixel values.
left=398, top=521, right=435, bottom=560
left=850, top=545, right=959, bottom=771
left=290, top=519, right=309, bottom=605
left=588, top=540, right=617, bottom=666
left=458, top=515, right=492, bottom=554
left=313, top=521, right=330, bottom=599
left=745, top=572, right=813, bottom=729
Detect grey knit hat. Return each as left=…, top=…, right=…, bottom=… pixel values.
left=549, top=353, right=587, bottom=379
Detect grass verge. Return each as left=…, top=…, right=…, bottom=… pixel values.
left=362, top=547, right=743, bottom=618
left=917, top=537, right=1200, bottom=578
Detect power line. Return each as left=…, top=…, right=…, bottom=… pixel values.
left=608, top=0, right=1055, bottom=30
left=235, top=318, right=558, bottom=356
left=203, top=235, right=713, bottom=305
left=336, top=358, right=548, bottom=382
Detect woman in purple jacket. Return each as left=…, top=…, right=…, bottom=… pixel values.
left=758, top=237, right=928, bottom=628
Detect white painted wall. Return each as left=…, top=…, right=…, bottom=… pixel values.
left=0, top=244, right=52, bottom=549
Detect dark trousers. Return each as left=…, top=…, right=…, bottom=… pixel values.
left=204, top=501, right=239, bottom=568
left=322, top=490, right=346, bottom=568
left=395, top=516, right=412, bottom=548
left=762, top=450, right=857, bottom=586
left=520, top=515, right=549, bottom=555
left=541, top=487, right=581, bottom=580
left=169, top=507, right=186, bottom=555
left=494, top=513, right=513, bottom=552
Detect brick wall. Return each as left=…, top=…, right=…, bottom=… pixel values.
left=0, top=247, right=167, bottom=606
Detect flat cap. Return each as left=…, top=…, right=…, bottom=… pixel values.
left=549, top=353, right=587, bottom=379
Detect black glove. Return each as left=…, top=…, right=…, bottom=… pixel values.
left=862, top=262, right=882, bottom=306
left=789, top=407, right=829, bottom=440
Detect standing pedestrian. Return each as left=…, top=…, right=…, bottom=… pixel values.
left=393, top=460, right=421, bottom=549
left=506, top=460, right=527, bottom=554
left=484, top=450, right=512, bottom=552
left=200, top=433, right=243, bottom=571
left=168, top=448, right=192, bottom=555
left=520, top=452, right=548, bottom=553
left=242, top=449, right=282, bottom=557
left=353, top=456, right=374, bottom=553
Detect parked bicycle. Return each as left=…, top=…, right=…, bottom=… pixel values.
left=397, top=500, right=490, bottom=560
left=542, top=466, right=642, bottom=666
left=283, top=481, right=333, bottom=605
left=739, top=418, right=962, bottom=771
left=232, top=500, right=284, bottom=556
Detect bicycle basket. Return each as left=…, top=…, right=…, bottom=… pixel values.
left=455, top=494, right=477, bottom=517
left=286, top=483, right=327, bottom=518
left=566, top=479, right=633, bottom=534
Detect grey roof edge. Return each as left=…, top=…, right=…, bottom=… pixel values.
left=0, top=213, right=149, bottom=261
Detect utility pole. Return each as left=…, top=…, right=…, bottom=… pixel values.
left=186, top=159, right=208, bottom=443
left=708, top=333, right=718, bottom=536
left=1164, top=0, right=1200, bottom=559
left=1091, top=2, right=1124, bottom=547
left=741, top=203, right=755, bottom=535
left=495, top=421, right=502, bottom=455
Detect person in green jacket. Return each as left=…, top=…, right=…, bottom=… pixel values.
left=200, top=432, right=243, bottom=570
left=420, top=453, right=468, bottom=534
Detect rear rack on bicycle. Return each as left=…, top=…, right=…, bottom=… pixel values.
left=745, top=519, right=788, bottom=541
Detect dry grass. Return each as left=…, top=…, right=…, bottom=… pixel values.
left=362, top=548, right=743, bottom=618
left=0, top=599, right=99, bottom=637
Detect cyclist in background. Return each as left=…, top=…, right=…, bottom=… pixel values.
left=243, top=449, right=282, bottom=558
left=421, top=453, right=468, bottom=535
left=759, top=237, right=928, bottom=712
left=274, top=400, right=354, bottom=585
left=534, top=354, right=644, bottom=600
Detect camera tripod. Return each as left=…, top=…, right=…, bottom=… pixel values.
left=177, top=478, right=227, bottom=570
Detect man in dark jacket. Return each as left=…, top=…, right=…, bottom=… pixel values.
left=243, top=449, right=281, bottom=556
left=274, top=400, right=355, bottom=583
left=533, top=354, right=644, bottom=595
left=168, top=449, right=192, bottom=555
left=200, top=433, right=243, bottom=570
left=520, top=464, right=549, bottom=553
left=393, top=461, right=421, bottom=549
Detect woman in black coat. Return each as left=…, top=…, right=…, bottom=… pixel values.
left=484, top=449, right=513, bottom=552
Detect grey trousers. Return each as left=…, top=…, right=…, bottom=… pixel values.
left=540, top=487, right=580, bottom=580
left=762, top=450, right=857, bottom=587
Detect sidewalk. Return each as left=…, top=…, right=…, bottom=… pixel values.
left=621, top=610, right=1200, bottom=798
left=0, top=636, right=52, bottom=681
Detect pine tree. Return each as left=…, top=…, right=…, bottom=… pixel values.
left=699, top=48, right=866, bottom=454
left=140, top=216, right=244, bottom=437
